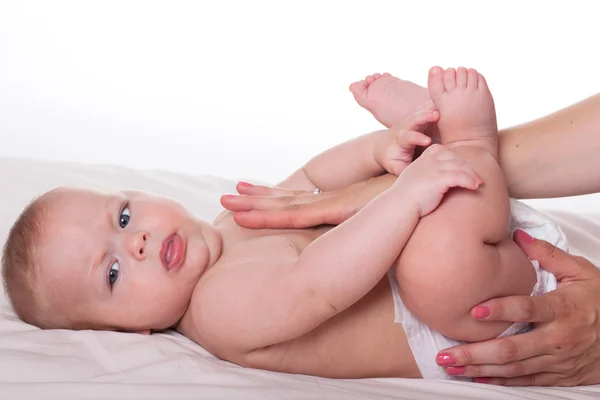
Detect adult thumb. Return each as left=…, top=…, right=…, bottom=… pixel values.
left=513, top=229, right=586, bottom=281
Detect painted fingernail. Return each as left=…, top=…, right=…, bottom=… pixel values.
left=472, top=305, right=491, bottom=319
left=436, top=353, right=456, bottom=366
left=221, top=194, right=237, bottom=199
left=446, top=366, right=466, bottom=375
left=515, top=229, right=534, bottom=244
left=475, top=377, right=491, bottom=384
left=238, top=181, right=254, bottom=188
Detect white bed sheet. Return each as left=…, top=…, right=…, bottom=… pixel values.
left=1, top=156, right=600, bottom=400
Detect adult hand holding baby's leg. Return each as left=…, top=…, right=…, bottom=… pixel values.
left=437, top=230, right=600, bottom=386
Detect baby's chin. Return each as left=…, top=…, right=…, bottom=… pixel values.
left=135, top=304, right=192, bottom=332
left=116, top=319, right=179, bottom=333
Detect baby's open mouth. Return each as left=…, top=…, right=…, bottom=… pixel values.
left=160, top=233, right=186, bottom=271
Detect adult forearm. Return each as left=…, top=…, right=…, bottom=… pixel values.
left=297, top=186, right=419, bottom=316
left=499, top=93, right=600, bottom=199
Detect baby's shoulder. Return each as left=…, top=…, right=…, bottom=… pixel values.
left=179, top=234, right=308, bottom=358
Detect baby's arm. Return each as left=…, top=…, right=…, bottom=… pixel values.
left=278, top=110, right=435, bottom=192
left=195, top=146, right=481, bottom=359
left=278, top=129, right=389, bottom=192
left=198, top=183, right=420, bottom=358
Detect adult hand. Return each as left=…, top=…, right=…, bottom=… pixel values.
left=220, top=174, right=396, bottom=229
left=437, top=229, right=600, bottom=386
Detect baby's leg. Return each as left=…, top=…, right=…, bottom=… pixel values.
left=394, top=67, right=537, bottom=342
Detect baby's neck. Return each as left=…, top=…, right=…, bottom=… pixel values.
left=204, top=225, right=225, bottom=270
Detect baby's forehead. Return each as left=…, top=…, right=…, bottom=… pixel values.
left=46, top=186, right=118, bottom=200
left=36, top=188, right=111, bottom=282
left=38, top=187, right=117, bottom=228
left=42, top=187, right=120, bottom=210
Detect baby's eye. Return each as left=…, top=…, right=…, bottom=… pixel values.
left=119, top=205, right=130, bottom=228
left=108, top=261, right=120, bottom=287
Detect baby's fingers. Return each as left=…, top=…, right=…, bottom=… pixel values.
left=405, top=109, right=440, bottom=131
left=395, top=130, right=431, bottom=150
left=442, top=170, right=481, bottom=190
left=441, top=161, right=483, bottom=190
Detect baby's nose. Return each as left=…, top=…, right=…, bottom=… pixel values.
left=127, top=231, right=149, bottom=260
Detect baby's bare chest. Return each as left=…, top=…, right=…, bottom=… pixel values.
left=217, top=214, right=332, bottom=263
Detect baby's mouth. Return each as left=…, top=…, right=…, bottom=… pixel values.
left=160, top=233, right=186, bottom=271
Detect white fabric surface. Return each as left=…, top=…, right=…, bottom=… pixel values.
left=1, top=156, right=600, bottom=399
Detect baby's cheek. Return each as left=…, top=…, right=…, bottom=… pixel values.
left=128, top=276, right=159, bottom=304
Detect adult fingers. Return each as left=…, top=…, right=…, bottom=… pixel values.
left=446, top=354, right=558, bottom=378
left=233, top=200, right=348, bottom=229
left=437, top=328, right=553, bottom=367
left=235, top=182, right=307, bottom=196
left=471, top=293, right=562, bottom=324
left=513, top=230, right=596, bottom=281
left=221, top=194, right=299, bottom=212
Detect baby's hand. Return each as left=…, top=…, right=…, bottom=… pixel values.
left=395, top=144, right=483, bottom=217
left=373, top=107, right=439, bottom=176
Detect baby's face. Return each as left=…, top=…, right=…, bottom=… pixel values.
left=39, top=187, right=221, bottom=332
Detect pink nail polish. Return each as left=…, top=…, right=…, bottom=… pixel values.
left=515, top=229, right=534, bottom=244
left=436, top=353, right=456, bottom=366
left=446, top=366, right=465, bottom=375
left=472, top=306, right=491, bottom=319
left=238, top=181, right=254, bottom=188
left=475, top=377, right=491, bottom=384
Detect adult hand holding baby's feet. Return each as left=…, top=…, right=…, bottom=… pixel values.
left=373, top=104, right=438, bottom=176
left=394, top=144, right=483, bottom=217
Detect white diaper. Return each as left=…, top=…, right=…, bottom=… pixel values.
left=387, top=199, right=569, bottom=380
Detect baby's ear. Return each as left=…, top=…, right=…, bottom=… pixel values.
left=135, top=329, right=151, bottom=335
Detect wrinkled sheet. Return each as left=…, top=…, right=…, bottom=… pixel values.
left=1, top=156, right=600, bottom=400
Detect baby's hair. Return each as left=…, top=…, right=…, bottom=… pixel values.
left=1, top=195, right=50, bottom=328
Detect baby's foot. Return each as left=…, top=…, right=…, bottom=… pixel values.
left=427, top=66, right=498, bottom=157
left=350, top=73, right=432, bottom=128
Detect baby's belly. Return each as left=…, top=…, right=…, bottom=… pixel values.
left=276, top=233, right=420, bottom=378
left=265, top=278, right=421, bottom=379
left=216, top=219, right=420, bottom=378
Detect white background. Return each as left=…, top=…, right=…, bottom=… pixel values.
left=1, top=0, right=600, bottom=211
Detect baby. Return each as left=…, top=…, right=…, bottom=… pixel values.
left=1, top=67, right=556, bottom=380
